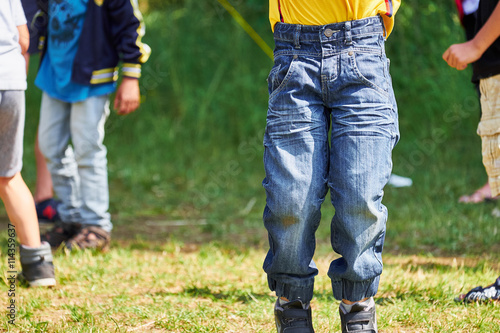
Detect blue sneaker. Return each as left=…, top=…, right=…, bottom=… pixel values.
left=35, top=198, right=61, bottom=223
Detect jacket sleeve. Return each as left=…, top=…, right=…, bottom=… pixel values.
left=34, top=0, right=49, bottom=53
left=107, top=0, right=151, bottom=79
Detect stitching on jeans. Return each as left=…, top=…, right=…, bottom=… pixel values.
left=273, top=50, right=322, bottom=58
left=268, top=56, right=298, bottom=102
left=350, top=54, right=390, bottom=98
left=274, top=32, right=383, bottom=43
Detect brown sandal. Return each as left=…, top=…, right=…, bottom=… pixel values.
left=41, top=222, right=82, bottom=249
left=66, top=226, right=111, bottom=252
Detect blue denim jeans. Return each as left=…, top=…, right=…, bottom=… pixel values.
left=263, top=16, right=399, bottom=303
left=38, top=93, right=112, bottom=232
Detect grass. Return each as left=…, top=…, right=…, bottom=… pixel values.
left=0, top=239, right=499, bottom=332
left=1, top=0, right=500, bottom=331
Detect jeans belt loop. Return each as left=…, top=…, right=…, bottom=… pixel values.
left=344, top=21, right=352, bottom=45
left=294, top=25, right=301, bottom=49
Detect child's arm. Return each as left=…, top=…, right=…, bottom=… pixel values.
left=443, top=1, right=500, bottom=70
left=17, top=24, right=30, bottom=55
left=107, top=0, right=151, bottom=115
left=114, top=77, right=140, bottom=115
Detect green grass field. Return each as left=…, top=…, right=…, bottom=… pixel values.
left=1, top=0, right=500, bottom=331
left=0, top=240, right=498, bottom=332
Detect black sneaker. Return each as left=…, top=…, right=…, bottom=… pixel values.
left=455, top=276, right=500, bottom=303
left=274, top=299, right=315, bottom=333
left=339, top=300, right=377, bottom=333
left=41, top=222, right=82, bottom=249
left=35, top=198, right=61, bottom=223
left=18, top=242, right=56, bottom=287
left=66, top=225, right=111, bottom=252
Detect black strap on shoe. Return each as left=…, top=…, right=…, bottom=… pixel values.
left=282, top=307, right=309, bottom=324
left=276, top=300, right=314, bottom=332
left=343, top=310, right=376, bottom=333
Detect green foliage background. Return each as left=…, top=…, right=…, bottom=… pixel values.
left=18, top=0, right=498, bottom=255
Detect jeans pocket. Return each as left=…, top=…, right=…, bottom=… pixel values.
left=351, top=51, right=389, bottom=98
left=268, top=54, right=298, bottom=100
left=267, top=64, right=281, bottom=95
left=372, top=231, right=385, bottom=269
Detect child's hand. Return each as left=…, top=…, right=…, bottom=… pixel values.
left=114, top=77, right=140, bottom=115
left=442, top=41, right=482, bottom=70
left=17, top=24, right=29, bottom=55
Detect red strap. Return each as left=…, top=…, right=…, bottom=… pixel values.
left=455, top=0, right=465, bottom=22
left=278, top=0, right=284, bottom=22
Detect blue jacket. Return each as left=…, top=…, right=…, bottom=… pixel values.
left=35, top=0, right=151, bottom=85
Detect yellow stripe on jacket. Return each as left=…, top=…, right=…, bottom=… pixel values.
left=269, top=0, right=401, bottom=37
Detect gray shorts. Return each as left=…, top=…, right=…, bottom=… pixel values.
left=0, top=90, right=25, bottom=177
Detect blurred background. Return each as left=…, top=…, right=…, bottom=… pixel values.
left=11, top=0, right=499, bottom=256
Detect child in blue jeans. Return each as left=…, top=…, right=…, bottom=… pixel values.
left=34, top=0, right=150, bottom=251
left=0, top=0, right=55, bottom=287
left=263, top=1, right=400, bottom=332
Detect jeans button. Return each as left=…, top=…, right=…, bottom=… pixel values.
left=324, top=28, right=334, bottom=37
left=348, top=51, right=354, bottom=56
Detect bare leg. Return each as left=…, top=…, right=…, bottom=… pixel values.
left=34, top=131, right=54, bottom=203
left=342, top=297, right=369, bottom=305
left=23, top=52, right=29, bottom=73
left=458, top=182, right=498, bottom=203
left=0, top=172, right=41, bottom=248
left=25, top=52, right=54, bottom=203
left=281, top=296, right=370, bottom=305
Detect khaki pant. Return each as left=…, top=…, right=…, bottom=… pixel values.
left=478, top=73, right=500, bottom=196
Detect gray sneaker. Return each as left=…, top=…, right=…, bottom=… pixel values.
left=339, top=301, right=377, bottom=333
left=274, top=299, right=315, bottom=333
left=18, top=242, right=56, bottom=287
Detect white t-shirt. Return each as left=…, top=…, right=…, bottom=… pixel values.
left=0, top=0, right=27, bottom=90
left=462, top=0, right=480, bottom=16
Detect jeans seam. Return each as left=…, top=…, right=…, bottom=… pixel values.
left=274, top=32, right=384, bottom=44
left=273, top=50, right=322, bottom=58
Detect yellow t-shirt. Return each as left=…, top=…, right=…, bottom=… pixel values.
left=269, top=0, right=401, bottom=36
